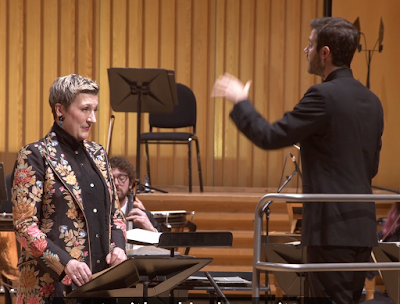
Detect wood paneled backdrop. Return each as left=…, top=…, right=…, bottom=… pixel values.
left=0, top=0, right=399, bottom=191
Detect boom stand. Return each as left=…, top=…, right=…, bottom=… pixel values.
left=108, top=68, right=178, bottom=192
left=262, top=167, right=299, bottom=241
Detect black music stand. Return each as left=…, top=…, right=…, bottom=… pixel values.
left=107, top=68, right=178, bottom=192
left=127, top=230, right=233, bottom=257
left=67, top=256, right=212, bottom=301
left=0, top=163, right=8, bottom=209
left=262, top=241, right=306, bottom=297
left=372, top=242, right=400, bottom=304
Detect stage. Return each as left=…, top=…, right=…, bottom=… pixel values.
left=1, top=186, right=394, bottom=302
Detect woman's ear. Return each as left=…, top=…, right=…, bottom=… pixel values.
left=55, top=103, right=64, bottom=117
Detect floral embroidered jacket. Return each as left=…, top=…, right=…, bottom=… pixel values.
left=12, top=128, right=126, bottom=303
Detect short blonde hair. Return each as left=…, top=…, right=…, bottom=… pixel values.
left=49, top=74, right=99, bottom=119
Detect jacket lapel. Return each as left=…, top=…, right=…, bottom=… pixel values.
left=43, top=130, right=84, bottom=210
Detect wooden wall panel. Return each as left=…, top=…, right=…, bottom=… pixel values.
left=205, top=0, right=216, bottom=186
left=98, top=0, right=112, bottom=152
left=223, top=0, right=240, bottom=187
left=8, top=0, right=24, bottom=154
left=25, top=0, right=42, bottom=145
left=252, top=0, right=270, bottom=188
left=0, top=0, right=6, bottom=154
left=0, top=0, right=339, bottom=191
left=237, top=0, right=255, bottom=187
left=42, top=0, right=59, bottom=136
left=155, top=0, right=175, bottom=186
left=1, top=0, right=99, bottom=173
left=125, top=0, right=143, bottom=161
left=213, top=0, right=226, bottom=187
left=59, top=1, right=76, bottom=75
left=191, top=0, right=210, bottom=186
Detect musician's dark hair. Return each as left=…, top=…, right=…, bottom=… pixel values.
left=310, top=17, right=359, bottom=68
left=109, top=156, right=136, bottom=187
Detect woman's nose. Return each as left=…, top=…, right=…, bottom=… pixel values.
left=88, top=111, right=97, bottom=123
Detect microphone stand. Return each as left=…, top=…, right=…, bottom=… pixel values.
left=261, top=163, right=300, bottom=291
left=262, top=167, right=299, bottom=243
left=136, top=183, right=168, bottom=194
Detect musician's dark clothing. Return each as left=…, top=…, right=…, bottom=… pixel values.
left=230, top=68, right=384, bottom=303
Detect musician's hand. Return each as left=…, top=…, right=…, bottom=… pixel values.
left=126, top=208, right=157, bottom=232
left=133, top=197, right=145, bottom=210
left=106, top=247, right=127, bottom=267
left=211, top=72, right=252, bottom=104
left=65, top=259, right=92, bottom=286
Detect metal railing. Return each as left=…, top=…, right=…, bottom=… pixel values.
left=252, top=193, right=400, bottom=299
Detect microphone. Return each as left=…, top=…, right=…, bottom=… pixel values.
left=289, top=152, right=302, bottom=179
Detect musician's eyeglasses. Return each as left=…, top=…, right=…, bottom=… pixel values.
left=114, top=174, right=129, bottom=184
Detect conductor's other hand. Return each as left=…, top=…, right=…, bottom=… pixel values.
left=65, top=259, right=92, bottom=287
left=126, top=208, right=157, bottom=232
left=133, top=197, right=145, bottom=210
left=211, top=72, right=252, bottom=103
left=106, top=247, right=127, bottom=267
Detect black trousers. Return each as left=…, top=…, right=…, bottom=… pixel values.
left=306, top=246, right=372, bottom=304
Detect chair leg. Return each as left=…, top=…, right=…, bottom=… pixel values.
left=145, top=142, right=151, bottom=185
left=194, top=138, right=204, bottom=192
left=188, top=139, right=192, bottom=193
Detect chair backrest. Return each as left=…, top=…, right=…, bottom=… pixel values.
left=149, top=83, right=197, bottom=129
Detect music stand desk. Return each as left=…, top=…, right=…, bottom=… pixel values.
left=176, top=271, right=270, bottom=297
left=69, top=232, right=233, bottom=300
left=128, top=231, right=233, bottom=257
left=373, top=242, right=400, bottom=304
left=68, top=256, right=212, bottom=299
left=262, top=242, right=306, bottom=297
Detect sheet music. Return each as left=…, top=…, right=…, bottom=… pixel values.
left=126, top=228, right=162, bottom=245
left=188, top=275, right=252, bottom=284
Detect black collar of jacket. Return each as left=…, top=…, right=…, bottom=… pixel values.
left=53, top=122, right=83, bottom=151
left=324, top=68, right=353, bottom=82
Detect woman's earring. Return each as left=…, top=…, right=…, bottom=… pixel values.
left=58, top=115, right=65, bottom=127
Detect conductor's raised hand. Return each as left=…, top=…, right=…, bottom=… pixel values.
left=106, top=247, right=127, bottom=267
left=211, top=72, right=252, bottom=103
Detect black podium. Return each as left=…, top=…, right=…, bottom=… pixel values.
left=262, top=240, right=306, bottom=297
left=373, top=242, right=400, bottom=304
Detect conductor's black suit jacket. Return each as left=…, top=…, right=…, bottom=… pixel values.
left=230, top=68, right=383, bottom=247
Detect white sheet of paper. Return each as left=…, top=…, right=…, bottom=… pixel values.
left=126, top=228, right=162, bottom=245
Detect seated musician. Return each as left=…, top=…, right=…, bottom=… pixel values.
left=109, top=156, right=162, bottom=233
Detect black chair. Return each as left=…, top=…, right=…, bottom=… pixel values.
left=140, top=83, right=204, bottom=192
